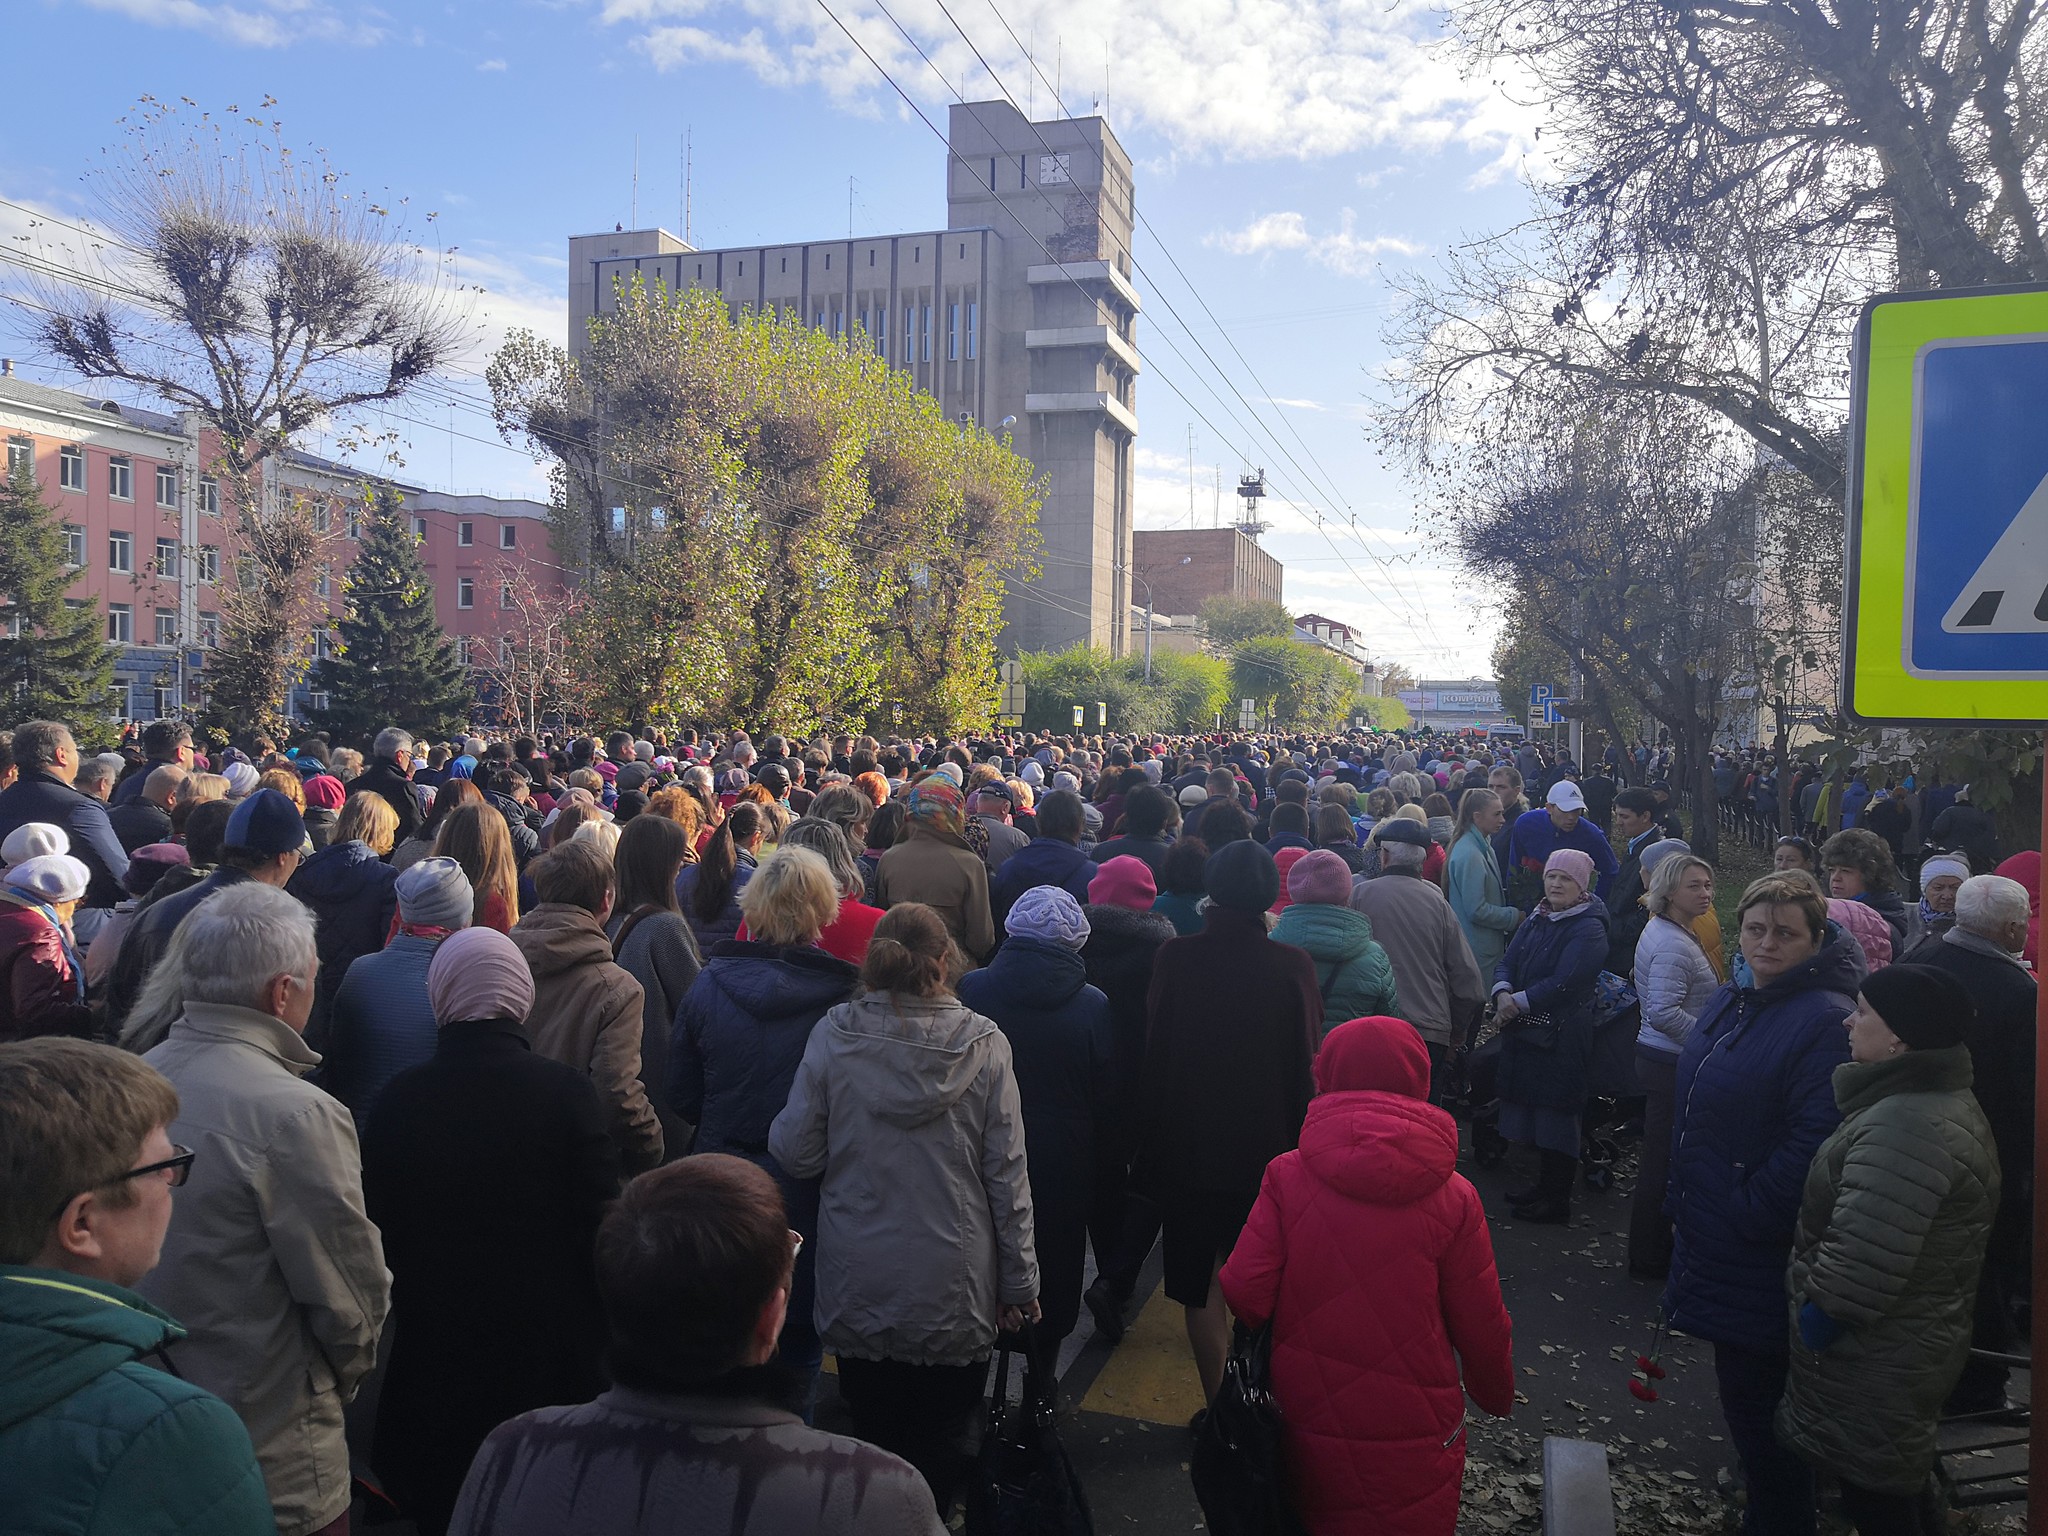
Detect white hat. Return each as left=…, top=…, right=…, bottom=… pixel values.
left=1920, top=854, right=1971, bottom=885
left=1, top=822, right=70, bottom=866
left=1546, top=780, right=1587, bottom=813
left=4, top=853, right=91, bottom=903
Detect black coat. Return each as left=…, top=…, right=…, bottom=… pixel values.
left=286, top=839, right=400, bottom=1053
left=0, top=771, right=129, bottom=910
left=356, top=757, right=425, bottom=844
left=107, top=797, right=172, bottom=855
left=361, top=1019, right=619, bottom=1536
left=1080, top=902, right=1177, bottom=1115
left=104, top=866, right=255, bottom=1036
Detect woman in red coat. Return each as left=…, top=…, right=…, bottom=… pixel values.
left=1220, top=1015, right=1515, bottom=1535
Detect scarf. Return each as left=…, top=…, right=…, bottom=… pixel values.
left=0, top=890, right=85, bottom=1003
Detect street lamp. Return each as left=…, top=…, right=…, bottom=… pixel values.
left=1126, top=556, right=1193, bottom=683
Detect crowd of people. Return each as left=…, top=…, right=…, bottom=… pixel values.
left=0, top=713, right=2032, bottom=1536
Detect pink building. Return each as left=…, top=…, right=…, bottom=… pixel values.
left=0, top=370, right=569, bottom=723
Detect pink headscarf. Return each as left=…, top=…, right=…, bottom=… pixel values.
left=426, top=927, right=535, bottom=1026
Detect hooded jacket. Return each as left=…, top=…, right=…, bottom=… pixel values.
left=0, top=1267, right=274, bottom=1536
left=511, top=903, right=662, bottom=1172
left=286, top=838, right=400, bottom=1050
left=1444, top=826, right=1518, bottom=982
left=1777, top=1045, right=1998, bottom=1493
left=959, top=937, right=1115, bottom=1340
left=1268, top=902, right=1401, bottom=1036
left=769, top=991, right=1037, bottom=1366
left=1664, top=937, right=1858, bottom=1351
left=1220, top=1019, right=1515, bottom=1536
left=988, top=837, right=1097, bottom=930
left=139, top=1002, right=390, bottom=1536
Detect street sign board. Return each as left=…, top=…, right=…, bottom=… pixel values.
left=1238, top=698, right=1256, bottom=730
left=1529, top=684, right=1553, bottom=708
left=1845, top=284, right=2048, bottom=724
left=1539, top=699, right=1565, bottom=726
left=1071, top=705, right=1084, bottom=728
left=999, top=681, right=1027, bottom=717
left=998, top=659, right=1024, bottom=685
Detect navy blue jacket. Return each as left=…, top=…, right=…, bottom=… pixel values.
left=286, top=839, right=400, bottom=1051
left=0, top=771, right=129, bottom=910
left=988, top=837, right=1096, bottom=928
left=1664, top=937, right=1858, bottom=1350
left=1492, top=900, right=1610, bottom=1113
left=959, top=936, right=1115, bottom=1341
left=321, top=933, right=445, bottom=1126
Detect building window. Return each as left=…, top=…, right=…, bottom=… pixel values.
left=948, top=303, right=958, bottom=361
left=312, top=500, right=330, bottom=533
left=108, top=457, right=134, bottom=501
left=109, top=530, right=133, bottom=573
left=154, top=608, right=177, bottom=646
left=59, top=445, right=84, bottom=492
left=155, top=537, right=178, bottom=578
left=6, top=437, right=30, bottom=476
left=814, top=309, right=824, bottom=329
left=499, top=582, right=514, bottom=609
left=610, top=507, right=626, bottom=535
left=870, top=248, right=877, bottom=266
left=155, top=465, right=177, bottom=507
left=824, top=253, right=831, bottom=271
left=967, top=301, right=977, bottom=359
left=198, top=611, right=219, bottom=647
left=413, top=515, right=428, bottom=539
left=780, top=257, right=786, bottom=273
left=649, top=505, right=667, bottom=530
left=307, top=691, right=329, bottom=714
left=499, top=636, right=515, bottom=665
left=458, top=520, right=474, bottom=546
left=457, top=635, right=473, bottom=667
left=199, top=476, right=220, bottom=516
left=904, top=305, right=914, bottom=361
left=314, top=563, right=331, bottom=598
left=63, top=525, right=85, bottom=567
left=457, top=577, right=474, bottom=609
left=345, top=505, right=361, bottom=539
left=499, top=523, right=516, bottom=549
left=921, top=306, right=931, bottom=362
left=107, top=603, right=131, bottom=644
left=196, top=545, right=219, bottom=583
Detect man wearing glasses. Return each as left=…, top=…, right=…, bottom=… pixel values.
left=0, top=1037, right=273, bottom=1534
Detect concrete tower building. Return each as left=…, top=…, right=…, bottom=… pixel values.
left=566, top=100, right=1139, bottom=654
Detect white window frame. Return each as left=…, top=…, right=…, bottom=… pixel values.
left=63, top=524, right=85, bottom=567
left=312, top=501, right=331, bottom=533
left=155, top=464, right=177, bottom=508
left=413, top=515, right=428, bottom=539
left=108, top=456, right=133, bottom=501
left=314, top=563, right=331, bottom=598
left=967, top=301, right=977, bottom=360
left=155, top=537, right=179, bottom=578
left=198, top=611, right=220, bottom=647
left=456, top=635, right=473, bottom=666
left=345, top=505, right=361, bottom=539
left=198, top=476, right=220, bottom=516
left=6, top=437, right=31, bottom=476
left=108, top=529, right=133, bottom=574
left=154, top=608, right=178, bottom=646
left=458, top=520, right=474, bottom=547
left=499, top=582, right=514, bottom=610
left=948, top=303, right=958, bottom=362
left=106, top=602, right=132, bottom=644
left=457, top=577, right=474, bottom=609
left=59, top=445, right=85, bottom=492
left=499, top=523, right=517, bottom=550
left=196, top=545, right=219, bottom=584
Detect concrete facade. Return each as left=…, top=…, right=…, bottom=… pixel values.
left=1130, top=527, right=1283, bottom=617
left=0, top=373, right=563, bottom=723
left=567, top=100, right=1138, bottom=655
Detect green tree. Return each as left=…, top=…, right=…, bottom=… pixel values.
left=308, top=490, right=471, bottom=746
left=1200, top=595, right=1294, bottom=649
left=0, top=465, right=114, bottom=724
left=1354, top=693, right=1413, bottom=730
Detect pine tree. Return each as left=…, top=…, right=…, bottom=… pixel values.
left=310, top=489, right=472, bottom=747
left=0, top=463, right=115, bottom=725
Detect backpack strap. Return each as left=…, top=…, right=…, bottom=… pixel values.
left=610, top=903, right=665, bottom=959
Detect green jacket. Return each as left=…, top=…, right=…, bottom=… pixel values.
left=1267, top=902, right=1400, bottom=1036
left=1776, top=1046, right=1999, bottom=1493
left=1444, top=827, right=1518, bottom=980
left=0, top=1265, right=274, bottom=1535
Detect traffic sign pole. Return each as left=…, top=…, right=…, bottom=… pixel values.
left=2037, top=741, right=2047, bottom=1532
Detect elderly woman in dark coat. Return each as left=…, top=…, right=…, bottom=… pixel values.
left=958, top=884, right=1115, bottom=1349
left=1489, top=848, right=1609, bottom=1225
left=1777, top=963, right=1998, bottom=1535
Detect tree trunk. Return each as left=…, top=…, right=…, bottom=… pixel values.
left=1688, top=720, right=1721, bottom=863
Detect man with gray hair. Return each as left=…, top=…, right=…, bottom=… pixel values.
left=75, top=753, right=123, bottom=803
left=359, top=726, right=424, bottom=843
left=0, top=721, right=130, bottom=943
left=1908, top=871, right=2035, bottom=1416
left=139, top=880, right=391, bottom=1536
left=1349, top=819, right=1487, bottom=1099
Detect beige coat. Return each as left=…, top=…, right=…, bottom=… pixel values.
left=1348, top=870, right=1487, bottom=1045
left=511, top=903, right=663, bottom=1171
left=141, top=1001, right=391, bottom=1536
left=874, top=827, right=996, bottom=961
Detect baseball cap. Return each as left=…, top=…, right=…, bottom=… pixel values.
left=1546, top=780, right=1587, bottom=813
left=225, top=788, right=315, bottom=859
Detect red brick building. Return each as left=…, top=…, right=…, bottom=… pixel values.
left=1129, top=527, right=1283, bottom=617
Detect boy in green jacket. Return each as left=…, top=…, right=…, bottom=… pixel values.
left=0, top=1037, right=273, bottom=1536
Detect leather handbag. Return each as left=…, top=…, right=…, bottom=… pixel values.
left=966, top=1326, right=1094, bottom=1536
left=1191, top=1321, right=1304, bottom=1536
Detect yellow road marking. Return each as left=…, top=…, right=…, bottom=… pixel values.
left=1077, top=1285, right=1209, bottom=1425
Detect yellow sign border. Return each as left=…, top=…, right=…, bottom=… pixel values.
left=1845, top=285, right=2048, bottom=725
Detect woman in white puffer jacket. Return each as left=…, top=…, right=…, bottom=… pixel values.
left=1628, top=848, right=1721, bottom=1279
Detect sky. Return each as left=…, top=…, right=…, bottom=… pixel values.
left=1, top=0, right=1545, bottom=678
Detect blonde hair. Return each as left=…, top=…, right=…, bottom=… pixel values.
left=571, top=818, right=622, bottom=861
left=1736, top=872, right=1828, bottom=940
left=257, top=768, right=306, bottom=812
left=1646, top=853, right=1713, bottom=915
left=738, top=845, right=839, bottom=946
left=337, top=791, right=399, bottom=855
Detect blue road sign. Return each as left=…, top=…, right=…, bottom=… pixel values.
left=1529, top=683, right=1553, bottom=707
left=1540, top=699, right=1565, bottom=726
left=1903, top=333, right=2048, bottom=677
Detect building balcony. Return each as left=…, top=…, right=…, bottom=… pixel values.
left=1026, top=260, right=1141, bottom=314
left=1024, top=391, right=1138, bottom=437
left=1024, top=325, right=1141, bottom=374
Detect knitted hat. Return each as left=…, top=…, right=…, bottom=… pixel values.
left=1020, top=760, right=1045, bottom=787
left=1005, top=885, right=1092, bottom=949
left=929, top=762, right=965, bottom=787
left=1859, top=962, right=1974, bottom=1051
left=220, top=760, right=261, bottom=798
left=1, top=822, right=69, bottom=866
left=1052, top=771, right=1081, bottom=794
left=1178, top=784, right=1208, bottom=806
left=1286, top=849, right=1355, bottom=906
left=396, top=856, right=475, bottom=931
left=4, top=853, right=91, bottom=903
left=225, top=788, right=313, bottom=858
left=1088, top=855, right=1157, bottom=911
left=1544, top=847, right=1596, bottom=895
left=1205, top=840, right=1280, bottom=913
left=1638, top=839, right=1692, bottom=878
left=123, top=842, right=191, bottom=898
left=1919, top=854, right=1972, bottom=886
left=301, top=774, right=347, bottom=811
left=427, top=926, right=535, bottom=1026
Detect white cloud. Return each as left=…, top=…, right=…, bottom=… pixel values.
left=597, top=0, right=1540, bottom=165
left=1267, top=396, right=1326, bottom=412
left=78, top=0, right=385, bottom=46
left=477, top=57, right=509, bottom=71
left=1209, top=210, right=1425, bottom=277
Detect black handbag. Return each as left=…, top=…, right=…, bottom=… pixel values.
left=966, top=1327, right=1094, bottom=1536
left=1190, top=1321, right=1304, bottom=1536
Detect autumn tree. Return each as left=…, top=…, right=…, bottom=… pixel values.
left=471, top=562, right=587, bottom=736
left=1198, top=595, right=1294, bottom=649
left=33, top=97, right=468, bottom=738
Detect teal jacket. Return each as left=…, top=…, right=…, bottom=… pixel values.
left=0, top=1265, right=274, bottom=1536
left=1267, top=901, right=1400, bottom=1036
left=1444, top=828, right=1519, bottom=981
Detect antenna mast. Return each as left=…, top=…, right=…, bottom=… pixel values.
left=683, top=127, right=692, bottom=244
left=631, top=136, right=639, bottom=227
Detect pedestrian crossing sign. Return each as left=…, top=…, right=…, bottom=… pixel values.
left=1844, top=284, right=2048, bottom=724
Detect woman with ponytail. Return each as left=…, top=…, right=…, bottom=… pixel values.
left=770, top=902, right=1039, bottom=1519
left=676, top=801, right=765, bottom=953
